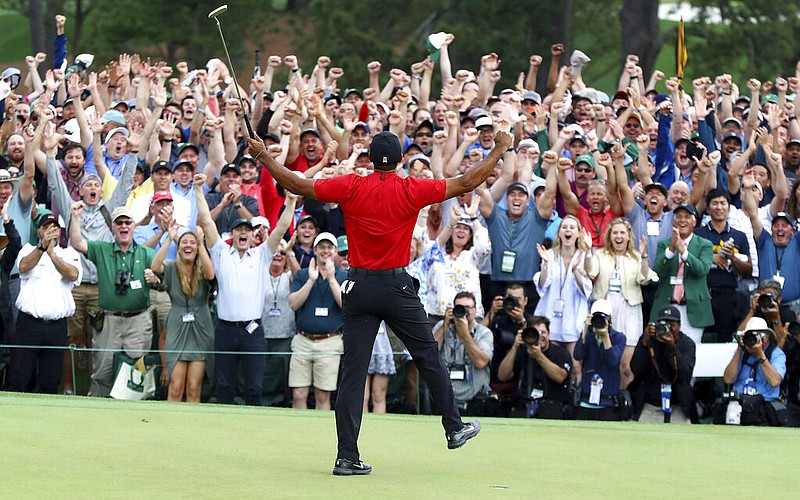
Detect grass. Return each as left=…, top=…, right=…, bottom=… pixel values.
left=1, top=392, right=798, bottom=499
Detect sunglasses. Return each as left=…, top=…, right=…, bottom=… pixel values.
left=114, top=219, right=134, bottom=226
left=338, top=251, right=348, bottom=257
left=575, top=167, right=594, bottom=173
left=415, top=132, right=433, bottom=138
left=624, top=123, right=642, bottom=128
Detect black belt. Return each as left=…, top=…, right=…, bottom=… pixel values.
left=107, top=309, right=147, bottom=318
left=20, top=311, right=65, bottom=324
left=9, top=273, right=19, bottom=280
left=219, top=318, right=260, bottom=328
left=348, top=266, right=406, bottom=276
left=298, top=331, right=341, bottom=340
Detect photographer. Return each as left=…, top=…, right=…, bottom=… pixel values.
left=433, top=292, right=494, bottom=415
left=720, top=317, right=786, bottom=425
left=629, top=306, right=697, bottom=424
left=783, top=321, right=800, bottom=426
left=573, top=299, right=627, bottom=421
left=737, top=280, right=792, bottom=349
left=497, top=316, right=573, bottom=419
left=484, top=283, right=527, bottom=390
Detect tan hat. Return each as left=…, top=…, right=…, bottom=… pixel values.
left=111, top=206, right=134, bottom=222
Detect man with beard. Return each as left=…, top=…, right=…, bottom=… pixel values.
left=1, top=134, right=25, bottom=170
left=69, top=205, right=156, bottom=398
left=555, top=152, right=595, bottom=217
left=743, top=172, right=800, bottom=318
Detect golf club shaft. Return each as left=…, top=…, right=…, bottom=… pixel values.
left=213, top=19, right=254, bottom=138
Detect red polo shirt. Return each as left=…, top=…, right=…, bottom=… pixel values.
left=576, top=205, right=620, bottom=247
left=314, top=172, right=446, bottom=269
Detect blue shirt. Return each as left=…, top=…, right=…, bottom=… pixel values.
left=573, top=328, right=626, bottom=406
left=755, top=231, right=800, bottom=302
left=171, top=181, right=210, bottom=230
left=83, top=143, right=130, bottom=179
left=486, top=204, right=547, bottom=281
left=733, top=344, right=786, bottom=402
left=693, top=222, right=750, bottom=289
left=133, top=223, right=177, bottom=261
left=291, top=267, right=346, bottom=334
left=628, top=203, right=674, bottom=268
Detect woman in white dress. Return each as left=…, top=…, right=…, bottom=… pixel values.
left=589, top=218, right=657, bottom=389
left=534, top=215, right=593, bottom=369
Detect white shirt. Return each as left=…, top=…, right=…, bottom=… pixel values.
left=210, top=239, right=273, bottom=321
left=15, top=244, right=82, bottom=320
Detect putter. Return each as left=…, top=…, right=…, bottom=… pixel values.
left=208, top=4, right=255, bottom=138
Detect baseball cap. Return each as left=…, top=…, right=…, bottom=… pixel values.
left=343, top=88, right=363, bottom=100
left=251, top=216, right=270, bottom=231
left=177, top=142, right=200, bottom=156
left=221, top=163, right=241, bottom=176
left=772, top=212, right=793, bottom=226
left=104, top=127, right=129, bottom=146
left=63, top=118, right=81, bottom=143
left=408, top=153, right=431, bottom=167
left=530, top=178, right=546, bottom=195
left=354, top=121, right=371, bottom=134
left=644, top=183, right=668, bottom=197
left=507, top=182, right=529, bottom=196
left=574, top=153, right=595, bottom=170
left=300, top=128, right=321, bottom=140
left=151, top=191, right=173, bottom=204
left=81, top=174, right=101, bottom=187
left=231, top=218, right=254, bottom=230
left=111, top=206, right=134, bottom=222
left=337, top=235, right=348, bottom=252
left=172, top=159, right=193, bottom=171
left=787, top=138, right=800, bottom=148
left=521, top=91, right=541, bottom=104
left=656, top=305, right=680, bottom=322
left=673, top=203, right=698, bottom=218
left=369, top=132, right=402, bottom=168
left=153, top=160, right=173, bottom=172
left=37, top=213, right=63, bottom=229
left=590, top=299, right=612, bottom=316
left=475, top=116, right=493, bottom=129
left=722, top=132, right=743, bottom=144
left=296, top=214, right=318, bottom=228
left=100, top=110, right=126, bottom=126
left=516, top=138, right=538, bottom=152
left=314, top=231, right=338, bottom=248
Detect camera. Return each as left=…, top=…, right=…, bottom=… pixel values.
left=521, top=327, right=540, bottom=346
left=497, top=329, right=517, bottom=349
left=452, top=304, right=467, bottom=319
left=757, top=293, right=775, bottom=310
left=115, top=269, right=131, bottom=296
left=654, top=321, right=670, bottom=337
left=503, top=295, right=520, bottom=312
left=740, top=330, right=763, bottom=348
left=590, top=312, right=609, bottom=331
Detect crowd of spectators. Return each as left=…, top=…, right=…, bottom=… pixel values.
left=3, top=14, right=800, bottom=426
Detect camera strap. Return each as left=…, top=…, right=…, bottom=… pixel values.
left=99, top=204, right=113, bottom=230
left=648, top=344, right=678, bottom=384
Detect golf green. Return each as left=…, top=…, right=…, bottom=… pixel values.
left=1, top=393, right=796, bottom=498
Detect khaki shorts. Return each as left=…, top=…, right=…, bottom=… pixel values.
left=288, top=333, right=343, bottom=391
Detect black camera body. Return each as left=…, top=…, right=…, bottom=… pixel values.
left=503, top=295, right=521, bottom=312
left=740, top=330, right=764, bottom=348
left=654, top=321, right=670, bottom=337
left=115, top=269, right=131, bottom=295
left=590, top=312, right=609, bottom=331
left=452, top=304, right=467, bottom=319
left=757, top=293, right=775, bottom=310
left=521, top=327, right=540, bottom=346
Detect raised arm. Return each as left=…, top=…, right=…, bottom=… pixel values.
left=537, top=151, right=559, bottom=220
left=266, top=191, right=297, bottom=253
left=556, top=157, right=580, bottom=215
left=444, top=131, right=513, bottom=199
left=247, top=137, right=317, bottom=199
left=194, top=174, right=219, bottom=247
left=68, top=202, right=88, bottom=255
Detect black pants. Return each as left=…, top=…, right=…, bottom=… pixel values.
left=705, top=287, right=739, bottom=343
left=7, top=312, right=67, bottom=393
left=335, top=268, right=463, bottom=462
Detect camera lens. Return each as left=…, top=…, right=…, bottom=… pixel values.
left=757, top=293, right=774, bottom=309
left=503, top=296, right=520, bottom=312
left=452, top=304, right=467, bottom=319
left=655, top=322, right=669, bottom=337
left=591, top=313, right=607, bottom=330
left=742, top=331, right=760, bottom=348
left=521, top=327, right=540, bottom=346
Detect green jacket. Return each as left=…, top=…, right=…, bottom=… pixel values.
left=651, top=235, right=714, bottom=328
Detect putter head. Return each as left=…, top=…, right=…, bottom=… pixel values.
left=208, top=5, right=228, bottom=19
left=570, top=50, right=591, bottom=78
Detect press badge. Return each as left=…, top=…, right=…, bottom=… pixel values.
left=589, top=374, right=603, bottom=405
left=315, top=307, right=329, bottom=317
left=245, top=321, right=259, bottom=334
left=669, top=276, right=683, bottom=286
left=530, top=388, right=544, bottom=400
left=268, top=307, right=281, bottom=317
left=646, top=221, right=660, bottom=236
left=501, top=250, right=516, bottom=273
left=181, top=312, right=195, bottom=323
left=553, top=299, right=565, bottom=317
left=608, top=277, right=622, bottom=293
left=773, top=274, right=785, bottom=288
left=449, top=366, right=466, bottom=380
left=661, top=384, right=672, bottom=413
left=130, top=280, right=143, bottom=290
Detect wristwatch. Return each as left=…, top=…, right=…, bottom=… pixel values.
left=757, top=357, right=767, bottom=365
left=234, top=203, right=243, bottom=209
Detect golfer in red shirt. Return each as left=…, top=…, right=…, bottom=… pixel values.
left=248, top=130, right=512, bottom=476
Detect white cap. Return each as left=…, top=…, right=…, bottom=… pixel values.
left=251, top=216, right=270, bottom=231
left=313, top=232, right=338, bottom=248
left=63, top=118, right=81, bottom=143
left=475, top=116, right=493, bottom=129
left=590, top=299, right=613, bottom=316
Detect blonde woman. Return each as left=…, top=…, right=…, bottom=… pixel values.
left=152, top=224, right=215, bottom=402
left=534, top=215, right=593, bottom=359
left=589, top=218, right=657, bottom=388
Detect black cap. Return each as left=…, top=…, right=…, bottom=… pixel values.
left=153, top=160, right=173, bottom=172
left=673, top=203, right=698, bottom=218
left=656, top=305, right=680, bottom=322
left=644, top=183, right=668, bottom=197
left=773, top=211, right=793, bottom=225
left=507, top=182, right=529, bottom=196
left=37, top=213, right=61, bottom=229
left=296, top=214, right=318, bottom=228
left=221, top=163, right=241, bottom=175
left=299, top=128, right=321, bottom=140
left=369, top=132, right=402, bottom=170
left=231, top=218, right=254, bottom=230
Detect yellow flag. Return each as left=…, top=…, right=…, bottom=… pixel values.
left=676, top=19, right=688, bottom=86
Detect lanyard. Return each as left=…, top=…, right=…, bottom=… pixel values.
left=269, top=273, right=282, bottom=308
left=588, top=212, right=604, bottom=241
left=775, top=245, right=786, bottom=273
